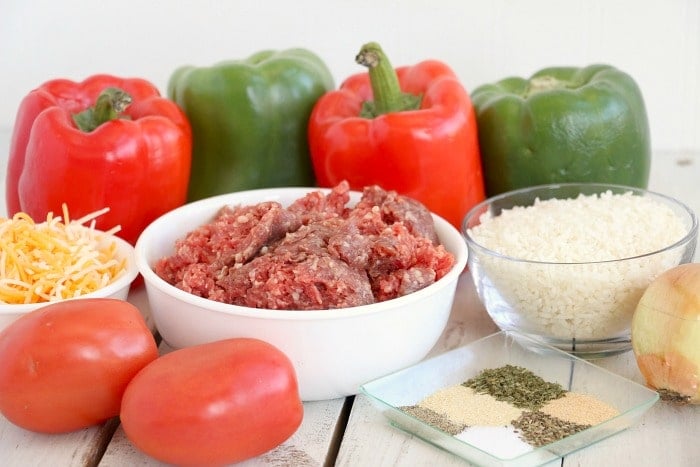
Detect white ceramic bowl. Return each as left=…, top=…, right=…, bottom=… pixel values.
left=0, top=233, right=139, bottom=333
left=135, top=187, right=468, bottom=401
left=463, top=183, right=698, bottom=358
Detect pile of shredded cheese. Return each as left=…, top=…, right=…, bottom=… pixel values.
left=0, top=206, right=126, bottom=304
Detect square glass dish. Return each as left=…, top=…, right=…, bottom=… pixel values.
left=360, top=331, right=659, bottom=467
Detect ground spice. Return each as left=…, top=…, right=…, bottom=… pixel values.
left=463, top=364, right=566, bottom=410
left=419, top=384, right=523, bottom=426
left=540, top=392, right=620, bottom=426
left=512, top=411, right=591, bottom=447
left=399, top=404, right=466, bottom=435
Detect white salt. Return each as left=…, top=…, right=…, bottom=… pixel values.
left=454, top=425, right=533, bottom=458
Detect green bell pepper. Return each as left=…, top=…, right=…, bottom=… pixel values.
left=168, top=49, right=334, bottom=201
left=471, top=64, right=651, bottom=197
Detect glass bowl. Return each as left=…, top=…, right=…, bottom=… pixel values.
left=360, top=331, right=659, bottom=467
left=462, top=183, right=698, bottom=357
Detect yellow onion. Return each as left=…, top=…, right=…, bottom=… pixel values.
left=632, top=263, right=700, bottom=404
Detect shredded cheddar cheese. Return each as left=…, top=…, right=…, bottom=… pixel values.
left=0, top=206, right=126, bottom=304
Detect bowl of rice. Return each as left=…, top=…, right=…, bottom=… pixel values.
left=462, top=183, right=698, bottom=357
left=136, top=182, right=467, bottom=401
left=0, top=209, right=139, bottom=333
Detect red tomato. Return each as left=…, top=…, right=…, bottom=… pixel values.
left=0, top=298, right=158, bottom=433
left=120, top=338, right=303, bottom=466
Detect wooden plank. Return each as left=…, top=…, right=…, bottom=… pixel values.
left=0, top=418, right=118, bottom=467
left=336, top=393, right=470, bottom=466
left=99, top=398, right=347, bottom=466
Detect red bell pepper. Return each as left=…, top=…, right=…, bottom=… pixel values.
left=6, top=74, right=192, bottom=244
left=308, top=42, right=485, bottom=229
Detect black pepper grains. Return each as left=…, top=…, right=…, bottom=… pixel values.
left=399, top=405, right=467, bottom=435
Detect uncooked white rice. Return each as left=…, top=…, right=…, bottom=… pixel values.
left=467, top=191, right=690, bottom=340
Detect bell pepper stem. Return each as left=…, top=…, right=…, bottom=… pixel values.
left=356, top=42, right=421, bottom=118
left=72, top=87, right=132, bottom=132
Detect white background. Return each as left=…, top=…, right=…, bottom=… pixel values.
left=1, top=0, right=698, bottom=153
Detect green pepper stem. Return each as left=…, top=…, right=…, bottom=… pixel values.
left=355, top=42, right=421, bottom=118
left=72, top=87, right=132, bottom=132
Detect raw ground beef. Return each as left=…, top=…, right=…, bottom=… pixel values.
left=154, top=181, right=456, bottom=310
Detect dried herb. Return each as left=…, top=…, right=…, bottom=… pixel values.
left=462, top=364, right=565, bottom=410
left=399, top=404, right=467, bottom=435
left=512, top=410, right=591, bottom=447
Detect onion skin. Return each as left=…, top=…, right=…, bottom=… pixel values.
left=631, top=263, right=700, bottom=404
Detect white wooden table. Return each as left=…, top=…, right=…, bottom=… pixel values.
left=0, top=127, right=698, bottom=466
